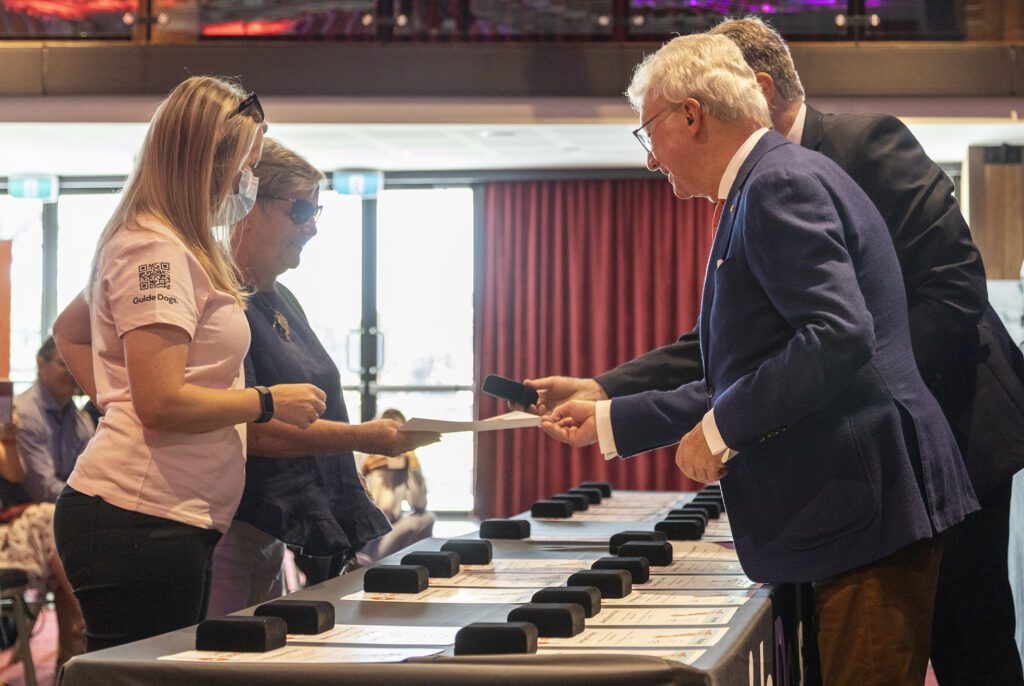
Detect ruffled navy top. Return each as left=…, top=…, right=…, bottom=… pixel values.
left=234, top=283, right=391, bottom=557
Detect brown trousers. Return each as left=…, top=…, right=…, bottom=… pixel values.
left=812, top=536, right=944, bottom=686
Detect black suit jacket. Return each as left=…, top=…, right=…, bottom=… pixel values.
left=597, top=106, right=1024, bottom=497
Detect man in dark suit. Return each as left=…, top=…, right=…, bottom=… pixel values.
left=531, top=18, right=1024, bottom=684
left=528, top=18, right=1024, bottom=683
left=541, top=31, right=978, bottom=684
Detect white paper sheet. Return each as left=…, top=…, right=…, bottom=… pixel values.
left=670, top=541, right=740, bottom=561
left=341, top=587, right=537, bottom=604
left=160, top=646, right=442, bottom=663
left=461, top=559, right=598, bottom=573
left=635, top=574, right=758, bottom=591
left=537, top=626, right=727, bottom=648
left=400, top=410, right=540, bottom=433
left=588, top=606, right=738, bottom=626
left=429, top=571, right=570, bottom=588
left=652, top=560, right=746, bottom=575
left=286, top=624, right=460, bottom=645
left=536, top=646, right=706, bottom=665
left=601, top=590, right=754, bottom=607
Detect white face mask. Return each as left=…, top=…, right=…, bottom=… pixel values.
left=212, top=166, right=259, bottom=226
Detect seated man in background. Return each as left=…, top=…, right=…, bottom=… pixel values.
left=356, top=409, right=434, bottom=566
left=0, top=337, right=93, bottom=504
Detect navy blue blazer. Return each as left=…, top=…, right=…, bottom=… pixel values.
left=597, top=110, right=1024, bottom=499
left=610, top=131, right=978, bottom=583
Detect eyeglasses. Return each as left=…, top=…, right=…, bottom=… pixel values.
left=632, top=102, right=682, bottom=153
left=260, top=194, right=323, bottom=225
left=229, top=92, right=264, bottom=124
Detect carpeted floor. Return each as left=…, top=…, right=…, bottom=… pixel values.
left=0, top=606, right=58, bottom=686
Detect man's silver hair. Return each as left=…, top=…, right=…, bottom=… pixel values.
left=626, top=33, right=770, bottom=128
left=710, top=16, right=805, bottom=103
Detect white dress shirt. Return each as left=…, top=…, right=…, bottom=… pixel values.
left=597, top=127, right=770, bottom=461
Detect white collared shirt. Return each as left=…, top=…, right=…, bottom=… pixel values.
left=597, top=127, right=770, bottom=461
left=785, top=103, right=807, bottom=145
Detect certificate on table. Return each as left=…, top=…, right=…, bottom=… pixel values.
left=287, top=624, right=460, bottom=645
left=341, top=587, right=537, bottom=604
left=653, top=560, right=746, bottom=575
left=537, top=646, right=706, bottom=665
left=537, top=626, right=728, bottom=648
left=430, top=571, right=570, bottom=588
left=602, top=590, right=755, bottom=607
left=400, top=410, right=540, bottom=433
left=461, top=559, right=599, bottom=573
left=587, top=606, right=738, bottom=626
left=670, top=541, right=741, bottom=561
left=160, top=645, right=442, bottom=663
left=637, top=574, right=758, bottom=591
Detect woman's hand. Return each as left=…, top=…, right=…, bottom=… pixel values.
left=355, top=419, right=440, bottom=456
left=266, top=383, right=327, bottom=430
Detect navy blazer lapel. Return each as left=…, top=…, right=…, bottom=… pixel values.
left=706, top=130, right=790, bottom=269
left=698, top=130, right=792, bottom=375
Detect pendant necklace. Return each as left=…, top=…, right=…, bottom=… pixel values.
left=253, top=289, right=291, bottom=341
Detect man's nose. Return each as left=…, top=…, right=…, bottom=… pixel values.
left=646, top=151, right=660, bottom=172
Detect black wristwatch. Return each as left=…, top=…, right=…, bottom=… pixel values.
left=253, top=386, right=274, bottom=423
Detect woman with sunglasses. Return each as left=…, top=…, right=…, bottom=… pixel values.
left=51, top=78, right=327, bottom=651
left=207, top=139, right=438, bottom=616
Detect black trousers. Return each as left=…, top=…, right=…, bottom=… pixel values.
left=54, top=486, right=222, bottom=652
left=931, top=478, right=1024, bottom=685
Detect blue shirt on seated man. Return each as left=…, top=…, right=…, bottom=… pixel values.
left=0, top=337, right=94, bottom=504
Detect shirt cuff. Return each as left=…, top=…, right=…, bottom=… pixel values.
left=702, top=409, right=736, bottom=463
left=595, top=400, right=619, bottom=460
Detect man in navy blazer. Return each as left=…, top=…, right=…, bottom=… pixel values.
left=541, top=33, right=978, bottom=684
left=531, top=18, right=1024, bottom=684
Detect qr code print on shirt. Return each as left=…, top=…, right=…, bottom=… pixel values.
left=138, top=262, right=172, bottom=290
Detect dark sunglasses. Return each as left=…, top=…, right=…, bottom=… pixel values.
left=260, top=194, right=323, bottom=225
left=228, top=92, right=264, bottom=123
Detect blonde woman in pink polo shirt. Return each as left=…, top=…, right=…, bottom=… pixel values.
left=52, top=76, right=326, bottom=652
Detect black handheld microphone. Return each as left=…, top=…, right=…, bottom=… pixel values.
left=482, top=374, right=539, bottom=407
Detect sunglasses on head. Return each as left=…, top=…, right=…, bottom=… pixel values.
left=228, top=91, right=264, bottom=123
left=260, top=194, right=323, bottom=225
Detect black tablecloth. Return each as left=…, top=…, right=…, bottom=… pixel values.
left=58, top=491, right=783, bottom=686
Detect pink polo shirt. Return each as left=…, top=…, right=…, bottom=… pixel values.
left=67, top=218, right=250, bottom=532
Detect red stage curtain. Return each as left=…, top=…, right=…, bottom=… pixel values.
left=474, top=178, right=714, bottom=519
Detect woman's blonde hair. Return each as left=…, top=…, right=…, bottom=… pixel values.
left=91, top=76, right=267, bottom=305
left=251, top=138, right=324, bottom=199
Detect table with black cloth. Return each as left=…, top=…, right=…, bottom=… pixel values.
left=57, top=490, right=795, bottom=686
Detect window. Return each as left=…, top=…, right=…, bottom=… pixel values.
left=281, top=186, right=476, bottom=511
left=377, top=188, right=475, bottom=511
left=0, top=195, right=43, bottom=391
left=56, top=194, right=120, bottom=312
left=2, top=178, right=478, bottom=512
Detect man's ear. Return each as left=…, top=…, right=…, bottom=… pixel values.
left=754, top=72, right=775, bottom=105
left=682, top=98, right=701, bottom=128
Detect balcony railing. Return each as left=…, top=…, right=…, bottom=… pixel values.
left=0, top=1, right=969, bottom=43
